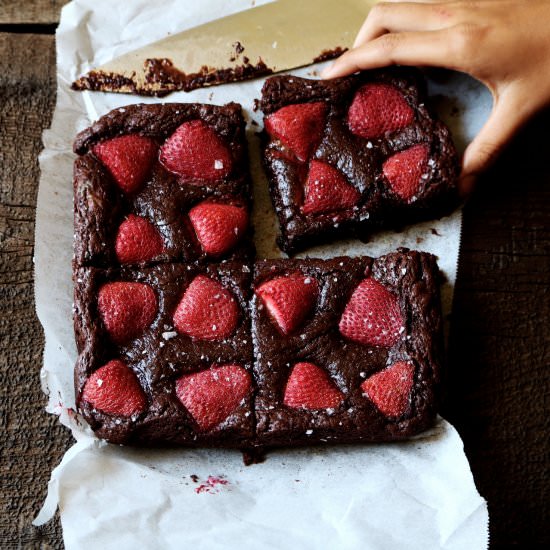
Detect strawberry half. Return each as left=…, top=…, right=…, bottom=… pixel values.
left=383, top=144, right=429, bottom=202
left=98, top=282, right=158, bottom=344
left=82, top=359, right=147, bottom=417
left=302, top=160, right=360, bottom=215
left=93, top=134, right=157, bottom=194
left=189, top=202, right=248, bottom=256
left=159, top=120, right=232, bottom=183
left=284, top=362, right=344, bottom=410
left=347, top=83, right=414, bottom=139
left=173, top=275, right=239, bottom=341
left=361, top=361, right=415, bottom=417
left=256, top=274, right=318, bottom=335
left=115, top=214, right=164, bottom=264
left=339, top=278, right=404, bottom=347
left=176, top=364, right=251, bottom=431
left=265, top=102, right=327, bottom=162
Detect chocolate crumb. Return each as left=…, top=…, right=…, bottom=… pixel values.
left=312, top=46, right=348, bottom=64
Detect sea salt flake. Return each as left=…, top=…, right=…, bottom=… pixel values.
left=162, top=331, right=178, bottom=340
left=214, top=160, right=224, bottom=169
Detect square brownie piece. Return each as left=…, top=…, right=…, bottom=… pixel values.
left=74, top=261, right=254, bottom=446
left=260, top=67, right=460, bottom=254
left=73, top=102, right=254, bottom=268
left=251, top=249, right=443, bottom=447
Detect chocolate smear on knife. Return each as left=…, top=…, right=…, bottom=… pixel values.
left=73, top=57, right=274, bottom=97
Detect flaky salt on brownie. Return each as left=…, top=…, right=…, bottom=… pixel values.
left=251, top=250, right=443, bottom=447
left=260, top=67, right=460, bottom=254
left=75, top=249, right=443, bottom=447
left=74, top=261, right=254, bottom=446
left=73, top=102, right=254, bottom=268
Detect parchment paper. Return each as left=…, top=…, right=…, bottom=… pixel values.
left=33, top=1, right=492, bottom=548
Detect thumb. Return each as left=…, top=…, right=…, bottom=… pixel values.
left=460, top=90, right=526, bottom=197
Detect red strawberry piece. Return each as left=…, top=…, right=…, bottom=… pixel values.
left=176, top=364, right=251, bottom=431
left=347, top=83, right=414, bottom=139
left=115, top=214, right=164, bottom=264
left=265, top=102, right=327, bottom=162
left=361, top=361, right=415, bottom=417
left=189, top=202, right=248, bottom=256
left=256, top=274, right=318, bottom=335
left=173, top=275, right=239, bottom=341
left=93, top=135, right=157, bottom=194
left=82, top=359, right=147, bottom=417
left=383, top=144, right=429, bottom=202
left=159, top=120, right=232, bottom=183
left=284, top=362, right=344, bottom=410
left=301, top=160, right=360, bottom=215
left=98, top=282, right=158, bottom=344
left=339, top=278, right=404, bottom=347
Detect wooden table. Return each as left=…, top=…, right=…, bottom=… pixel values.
left=1, top=2, right=548, bottom=548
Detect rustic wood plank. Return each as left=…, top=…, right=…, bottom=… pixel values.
left=0, top=1, right=66, bottom=25
left=0, top=32, right=72, bottom=549
left=445, top=109, right=550, bottom=549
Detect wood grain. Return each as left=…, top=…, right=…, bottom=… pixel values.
left=0, top=1, right=66, bottom=25
left=0, top=33, right=72, bottom=549
left=445, top=110, right=550, bottom=548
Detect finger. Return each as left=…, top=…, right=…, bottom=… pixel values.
left=323, top=29, right=458, bottom=79
left=353, top=2, right=458, bottom=48
left=459, top=93, right=528, bottom=196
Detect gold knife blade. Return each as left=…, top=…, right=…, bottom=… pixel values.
left=73, top=0, right=378, bottom=96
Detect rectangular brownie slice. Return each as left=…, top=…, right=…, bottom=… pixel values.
left=73, top=102, right=254, bottom=268
left=74, top=261, right=254, bottom=446
left=251, top=249, right=443, bottom=447
left=260, top=67, right=460, bottom=254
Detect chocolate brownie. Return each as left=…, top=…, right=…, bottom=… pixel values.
left=74, top=261, right=254, bottom=446
left=260, top=67, right=460, bottom=254
left=251, top=250, right=443, bottom=447
left=73, top=102, right=254, bottom=268
left=73, top=100, right=446, bottom=450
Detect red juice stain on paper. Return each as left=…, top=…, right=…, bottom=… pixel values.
left=195, top=475, right=229, bottom=494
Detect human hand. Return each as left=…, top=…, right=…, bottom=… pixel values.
left=322, top=0, right=550, bottom=196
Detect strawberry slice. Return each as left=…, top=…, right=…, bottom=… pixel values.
left=189, top=202, right=248, bottom=256
left=383, top=144, right=429, bottom=202
left=98, top=282, right=158, bottom=344
left=115, top=214, right=164, bottom=264
left=339, top=278, right=404, bottom=347
left=93, top=134, right=157, bottom=194
left=176, top=363, right=251, bottom=431
left=256, top=274, right=318, bottom=335
left=173, top=275, right=239, bottom=341
left=347, top=83, right=414, bottom=139
left=159, top=120, right=232, bottom=183
left=284, top=362, right=344, bottom=410
left=301, top=160, right=360, bottom=215
left=361, top=361, right=415, bottom=417
left=265, top=102, right=327, bottom=162
left=82, top=359, right=147, bottom=417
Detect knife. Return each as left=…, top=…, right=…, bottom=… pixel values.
left=72, top=0, right=378, bottom=96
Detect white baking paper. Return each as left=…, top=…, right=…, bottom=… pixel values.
left=33, top=0, right=492, bottom=548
